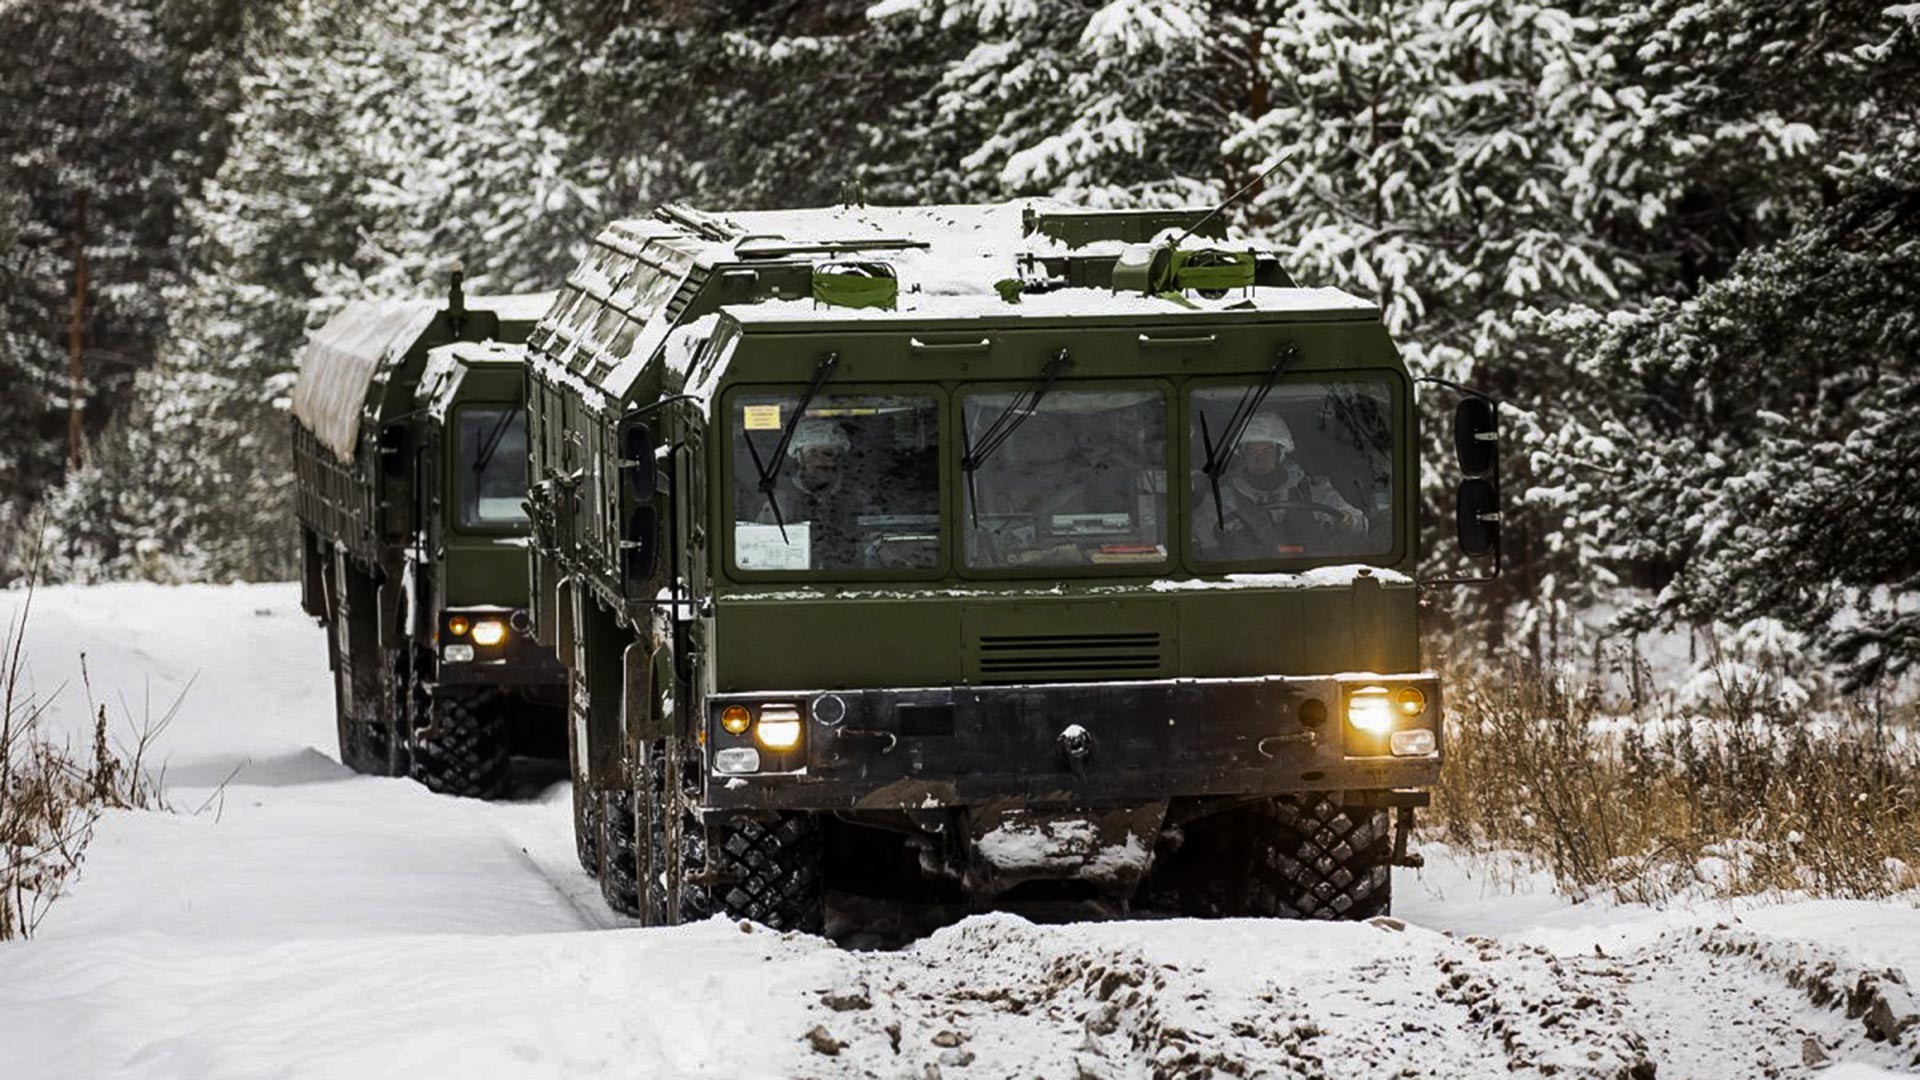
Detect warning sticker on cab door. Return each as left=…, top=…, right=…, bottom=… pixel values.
left=743, top=404, right=782, bottom=430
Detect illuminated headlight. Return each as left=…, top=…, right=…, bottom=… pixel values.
left=443, top=644, right=475, bottom=663
left=714, top=747, right=761, bottom=774
left=1346, top=686, right=1395, bottom=735
left=470, top=619, right=508, bottom=647
left=1391, top=729, right=1438, bottom=757
left=754, top=703, right=804, bottom=751
left=1394, top=687, right=1428, bottom=717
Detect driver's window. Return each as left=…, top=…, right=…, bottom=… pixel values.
left=730, top=391, right=941, bottom=573
left=1189, top=380, right=1394, bottom=564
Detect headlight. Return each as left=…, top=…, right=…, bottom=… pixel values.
left=1391, top=729, right=1437, bottom=757
left=470, top=619, right=507, bottom=647
left=714, top=747, right=761, bottom=774
left=443, top=644, right=475, bottom=663
left=754, top=703, right=803, bottom=750
left=1346, top=686, right=1394, bottom=735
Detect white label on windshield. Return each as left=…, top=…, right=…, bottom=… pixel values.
left=735, top=522, right=811, bottom=571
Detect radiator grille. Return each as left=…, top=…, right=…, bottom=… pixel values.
left=974, top=631, right=1164, bottom=684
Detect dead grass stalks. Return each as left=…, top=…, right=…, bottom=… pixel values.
left=1431, top=658, right=1920, bottom=904
left=1, top=581, right=175, bottom=941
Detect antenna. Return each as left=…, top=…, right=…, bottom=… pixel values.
left=1172, top=152, right=1293, bottom=248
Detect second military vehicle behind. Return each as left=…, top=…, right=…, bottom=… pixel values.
left=292, top=279, right=567, bottom=799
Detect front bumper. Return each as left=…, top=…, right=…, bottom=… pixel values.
left=703, top=673, right=1440, bottom=812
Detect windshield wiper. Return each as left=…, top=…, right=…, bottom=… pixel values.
left=1198, top=344, right=1299, bottom=530
left=740, top=351, right=840, bottom=542
left=960, top=349, right=1074, bottom=526
left=472, top=390, right=526, bottom=478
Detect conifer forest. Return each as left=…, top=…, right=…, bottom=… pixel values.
left=3, top=0, right=1917, bottom=692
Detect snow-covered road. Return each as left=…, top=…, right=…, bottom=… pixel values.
left=2, top=584, right=1916, bottom=1079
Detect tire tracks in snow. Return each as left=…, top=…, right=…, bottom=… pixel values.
left=786, top=916, right=1920, bottom=1079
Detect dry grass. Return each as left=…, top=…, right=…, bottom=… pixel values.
left=1, top=582, right=172, bottom=941
left=1430, top=658, right=1920, bottom=904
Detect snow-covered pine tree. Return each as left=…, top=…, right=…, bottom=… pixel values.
left=522, top=0, right=932, bottom=210
left=0, top=0, right=199, bottom=556
left=38, top=0, right=609, bottom=582
left=1515, top=0, right=1920, bottom=687
left=869, top=0, right=1239, bottom=207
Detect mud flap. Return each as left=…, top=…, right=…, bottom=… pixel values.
left=964, top=803, right=1167, bottom=901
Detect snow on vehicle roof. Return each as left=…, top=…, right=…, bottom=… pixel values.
left=292, top=293, right=555, bottom=461
left=608, top=200, right=1265, bottom=299
left=417, top=341, right=526, bottom=421
left=479, top=291, right=559, bottom=323
left=719, top=286, right=1375, bottom=329
left=291, top=299, right=441, bottom=461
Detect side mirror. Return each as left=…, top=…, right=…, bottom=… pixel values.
left=1453, top=396, right=1497, bottom=476
left=623, top=506, right=658, bottom=584
left=1417, top=378, right=1505, bottom=586
left=620, top=423, right=657, bottom=506
left=377, top=422, right=409, bottom=477
left=1456, top=477, right=1500, bottom=558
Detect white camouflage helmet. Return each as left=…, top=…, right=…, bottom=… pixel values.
left=1241, top=413, right=1295, bottom=452
left=786, top=418, right=851, bottom=459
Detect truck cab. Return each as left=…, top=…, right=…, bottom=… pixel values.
left=525, top=203, right=1500, bottom=928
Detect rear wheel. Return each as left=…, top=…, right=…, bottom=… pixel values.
left=1149, top=795, right=1391, bottom=920
left=598, top=789, right=640, bottom=917
left=409, top=688, right=511, bottom=799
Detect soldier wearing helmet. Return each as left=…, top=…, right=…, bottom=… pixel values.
left=1197, top=411, right=1368, bottom=558
left=757, top=417, right=862, bottom=566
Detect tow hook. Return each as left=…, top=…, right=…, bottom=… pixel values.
left=1057, top=724, right=1094, bottom=777
left=1390, top=805, right=1425, bottom=868
left=1256, top=730, right=1318, bottom=759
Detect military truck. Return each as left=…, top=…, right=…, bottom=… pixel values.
left=525, top=203, right=1501, bottom=930
left=292, top=279, right=568, bottom=799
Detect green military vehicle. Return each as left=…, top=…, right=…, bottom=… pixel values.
left=292, top=278, right=568, bottom=799
left=525, top=202, right=1500, bottom=930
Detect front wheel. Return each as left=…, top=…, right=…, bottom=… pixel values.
left=409, top=688, right=511, bottom=799
left=1146, top=795, right=1391, bottom=920
left=648, top=740, right=824, bottom=933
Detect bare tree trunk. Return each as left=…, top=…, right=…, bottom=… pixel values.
left=68, top=190, right=88, bottom=472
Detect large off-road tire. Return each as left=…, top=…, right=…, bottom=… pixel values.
left=598, top=789, right=641, bottom=917
left=409, top=688, right=511, bottom=799
left=654, top=740, right=824, bottom=933
left=573, top=779, right=601, bottom=877
left=683, top=814, right=825, bottom=933
left=1149, top=795, right=1391, bottom=921
left=1250, top=795, right=1392, bottom=920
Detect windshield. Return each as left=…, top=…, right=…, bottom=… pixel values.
left=458, top=406, right=529, bottom=529
left=1190, top=380, right=1393, bottom=563
left=963, top=387, right=1168, bottom=569
left=730, top=391, right=941, bottom=572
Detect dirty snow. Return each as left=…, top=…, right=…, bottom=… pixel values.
left=3, top=583, right=1918, bottom=1079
